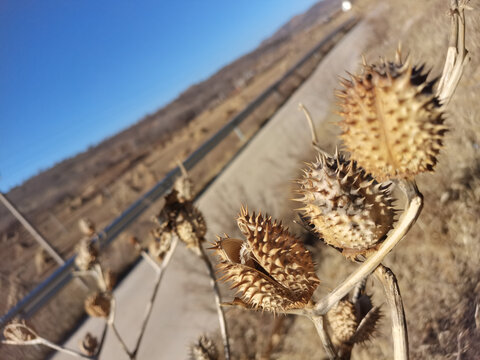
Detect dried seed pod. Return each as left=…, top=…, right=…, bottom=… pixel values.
left=190, top=335, right=218, bottom=360
left=3, top=321, right=37, bottom=343
left=326, top=295, right=382, bottom=355
left=75, top=238, right=99, bottom=270
left=84, top=292, right=112, bottom=318
left=149, top=228, right=173, bottom=262
left=326, top=300, right=358, bottom=348
left=297, top=152, right=395, bottom=258
left=174, top=175, right=194, bottom=203
left=78, top=217, right=96, bottom=236
left=212, top=207, right=320, bottom=313
left=175, top=204, right=206, bottom=249
left=79, top=332, right=98, bottom=356
left=337, top=52, right=446, bottom=181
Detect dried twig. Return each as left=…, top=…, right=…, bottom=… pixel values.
left=374, top=265, right=409, bottom=360
left=2, top=336, right=92, bottom=359
left=298, top=103, right=329, bottom=156
left=437, top=0, right=470, bottom=105
left=107, top=297, right=131, bottom=358
left=198, top=244, right=231, bottom=360
left=310, top=315, right=339, bottom=360
left=131, top=236, right=179, bottom=359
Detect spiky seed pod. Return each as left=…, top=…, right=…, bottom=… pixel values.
left=297, top=152, right=395, bottom=258
left=175, top=204, right=207, bottom=249
left=84, top=292, right=112, bottom=318
left=190, top=335, right=218, bottom=360
left=75, top=238, right=99, bottom=270
left=213, top=207, right=320, bottom=312
left=3, top=321, right=37, bottom=343
left=79, top=332, right=98, bottom=356
left=326, top=300, right=358, bottom=348
left=337, top=54, right=447, bottom=181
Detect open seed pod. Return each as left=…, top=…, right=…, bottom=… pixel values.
left=212, top=207, right=319, bottom=313
left=297, top=152, right=395, bottom=259
left=3, top=321, right=37, bottom=343
left=79, top=332, right=98, bottom=356
left=84, top=292, right=112, bottom=319
left=337, top=51, right=447, bottom=181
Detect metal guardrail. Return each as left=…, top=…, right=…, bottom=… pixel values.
left=0, top=16, right=358, bottom=328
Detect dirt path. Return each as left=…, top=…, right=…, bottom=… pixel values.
left=53, top=18, right=373, bottom=360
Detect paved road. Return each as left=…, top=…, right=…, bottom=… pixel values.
left=54, top=17, right=374, bottom=360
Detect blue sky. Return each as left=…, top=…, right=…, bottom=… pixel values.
left=0, top=0, right=319, bottom=191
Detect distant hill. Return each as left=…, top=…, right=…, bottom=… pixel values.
left=2, top=0, right=341, bottom=227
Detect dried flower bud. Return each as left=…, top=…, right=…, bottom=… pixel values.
left=297, top=152, right=395, bottom=259
left=212, top=207, right=319, bottom=313
left=79, top=332, right=98, bottom=356
left=175, top=204, right=206, bottom=249
left=75, top=238, right=98, bottom=270
left=78, top=217, right=96, bottom=236
left=190, top=335, right=218, bottom=360
left=84, top=292, right=111, bottom=318
left=337, top=52, right=446, bottom=181
left=3, top=321, right=37, bottom=343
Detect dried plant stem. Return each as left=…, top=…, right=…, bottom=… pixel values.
left=374, top=264, right=409, bottom=360
left=2, top=338, right=92, bottom=359
left=94, top=323, right=109, bottom=359
left=310, top=314, right=339, bottom=360
left=437, top=0, right=470, bottom=105
left=108, top=298, right=132, bottom=358
left=198, top=244, right=231, bottom=360
left=298, top=103, right=329, bottom=156
left=314, top=180, right=423, bottom=315
left=131, top=237, right=179, bottom=359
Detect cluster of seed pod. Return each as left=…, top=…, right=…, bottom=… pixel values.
left=211, top=49, right=447, bottom=358
left=149, top=173, right=207, bottom=258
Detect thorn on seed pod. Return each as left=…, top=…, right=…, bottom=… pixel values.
left=79, top=332, right=98, bottom=356
left=75, top=238, right=99, bottom=271
left=3, top=321, right=38, bottom=343
left=337, top=51, right=446, bottom=181
left=189, top=335, right=219, bottom=360
left=84, top=292, right=112, bottom=319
